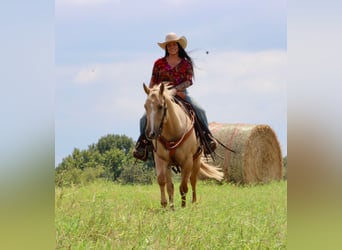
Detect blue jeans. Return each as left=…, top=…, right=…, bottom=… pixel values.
left=139, top=91, right=209, bottom=134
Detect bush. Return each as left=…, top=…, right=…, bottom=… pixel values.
left=119, top=163, right=155, bottom=185
left=55, top=166, right=105, bottom=187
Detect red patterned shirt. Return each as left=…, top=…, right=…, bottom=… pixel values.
left=149, top=57, right=193, bottom=88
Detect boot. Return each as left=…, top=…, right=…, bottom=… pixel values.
left=133, top=134, right=150, bottom=161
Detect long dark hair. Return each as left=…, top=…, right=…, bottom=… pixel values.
left=164, top=42, right=195, bottom=77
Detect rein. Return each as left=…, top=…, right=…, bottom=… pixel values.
left=157, top=113, right=194, bottom=158
left=156, top=97, right=167, bottom=138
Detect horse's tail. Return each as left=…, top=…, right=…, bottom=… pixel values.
left=199, top=161, right=224, bottom=181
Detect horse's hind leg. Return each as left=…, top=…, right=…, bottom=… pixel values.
left=190, top=170, right=198, bottom=204
left=179, top=162, right=191, bottom=207
left=167, top=182, right=174, bottom=210
left=190, top=160, right=200, bottom=204
left=166, top=167, right=174, bottom=210
left=179, top=180, right=188, bottom=208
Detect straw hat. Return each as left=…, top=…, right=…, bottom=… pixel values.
left=158, top=32, right=187, bottom=50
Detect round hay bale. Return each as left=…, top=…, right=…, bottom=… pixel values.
left=209, top=122, right=283, bottom=184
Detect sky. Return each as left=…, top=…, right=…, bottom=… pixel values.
left=55, top=0, right=287, bottom=166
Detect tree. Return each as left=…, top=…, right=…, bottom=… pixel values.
left=96, top=134, right=134, bottom=155
left=102, top=148, right=126, bottom=181
left=55, top=134, right=154, bottom=186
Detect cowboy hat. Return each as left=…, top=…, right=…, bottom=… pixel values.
left=158, top=32, right=187, bottom=50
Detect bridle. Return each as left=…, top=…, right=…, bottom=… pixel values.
left=155, top=97, right=168, bottom=138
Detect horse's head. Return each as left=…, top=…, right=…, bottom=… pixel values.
left=143, top=82, right=174, bottom=140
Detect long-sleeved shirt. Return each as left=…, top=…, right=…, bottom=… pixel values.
left=149, top=57, right=193, bottom=88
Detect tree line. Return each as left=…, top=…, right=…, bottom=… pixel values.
left=56, top=134, right=288, bottom=186
left=55, top=134, right=155, bottom=186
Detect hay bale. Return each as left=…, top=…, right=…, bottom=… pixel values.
left=209, top=122, right=283, bottom=184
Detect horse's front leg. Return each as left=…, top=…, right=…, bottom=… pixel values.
left=155, top=155, right=168, bottom=208
left=158, top=179, right=167, bottom=208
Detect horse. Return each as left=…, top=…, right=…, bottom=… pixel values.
left=143, top=82, right=224, bottom=209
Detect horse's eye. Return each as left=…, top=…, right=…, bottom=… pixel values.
left=158, top=105, right=163, bottom=111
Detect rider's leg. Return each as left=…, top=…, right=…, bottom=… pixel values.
left=133, top=114, right=150, bottom=161
left=185, top=95, right=217, bottom=154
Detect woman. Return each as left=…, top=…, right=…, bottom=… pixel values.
left=133, top=32, right=216, bottom=161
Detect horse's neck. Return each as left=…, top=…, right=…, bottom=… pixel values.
left=163, top=97, right=188, bottom=139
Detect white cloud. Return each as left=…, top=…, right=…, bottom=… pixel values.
left=192, top=50, right=286, bottom=96
left=57, top=0, right=117, bottom=6
left=160, top=0, right=195, bottom=6
left=58, top=49, right=286, bottom=117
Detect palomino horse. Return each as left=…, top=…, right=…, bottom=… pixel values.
left=143, top=82, right=223, bottom=209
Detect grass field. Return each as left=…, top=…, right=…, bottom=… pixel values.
left=55, top=180, right=287, bottom=249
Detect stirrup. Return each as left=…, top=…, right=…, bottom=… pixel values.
left=133, top=147, right=148, bottom=161
left=133, top=136, right=149, bottom=161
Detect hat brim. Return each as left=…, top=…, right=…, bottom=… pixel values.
left=158, top=36, right=187, bottom=50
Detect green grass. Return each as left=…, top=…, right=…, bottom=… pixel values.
left=55, top=180, right=287, bottom=249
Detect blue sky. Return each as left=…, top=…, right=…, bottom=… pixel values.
left=55, top=0, right=287, bottom=165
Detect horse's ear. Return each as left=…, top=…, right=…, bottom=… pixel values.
left=159, top=82, right=165, bottom=95
left=143, top=83, right=150, bottom=95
